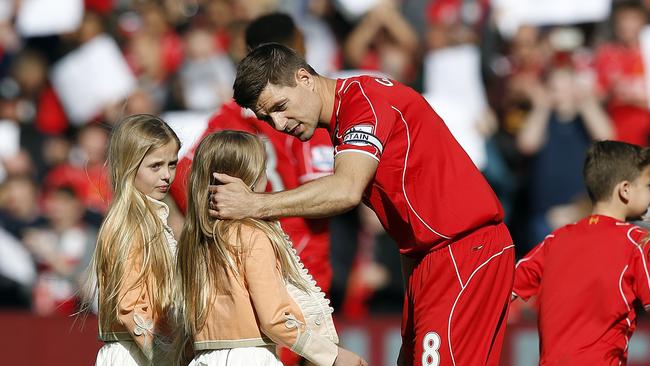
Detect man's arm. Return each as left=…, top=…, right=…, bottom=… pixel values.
left=210, top=152, right=378, bottom=220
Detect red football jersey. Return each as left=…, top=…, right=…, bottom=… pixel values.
left=330, top=76, right=504, bottom=255
left=169, top=101, right=334, bottom=290
left=514, top=215, right=650, bottom=365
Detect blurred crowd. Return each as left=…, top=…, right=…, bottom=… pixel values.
left=0, top=0, right=649, bottom=319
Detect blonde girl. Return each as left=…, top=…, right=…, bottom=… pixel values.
left=92, top=114, right=180, bottom=365
left=177, top=130, right=366, bottom=366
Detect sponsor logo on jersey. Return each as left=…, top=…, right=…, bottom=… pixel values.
left=311, top=146, right=335, bottom=171
left=343, top=124, right=383, bottom=153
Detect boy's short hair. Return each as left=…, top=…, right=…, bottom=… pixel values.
left=583, top=140, right=650, bottom=202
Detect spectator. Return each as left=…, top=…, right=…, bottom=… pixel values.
left=516, top=61, right=613, bottom=249
left=43, top=123, right=111, bottom=216
left=343, top=2, right=419, bottom=83
left=25, top=186, right=96, bottom=316
left=594, top=1, right=650, bottom=146
left=178, top=28, right=235, bottom=111
left=0, top=174, right=45, bottom=240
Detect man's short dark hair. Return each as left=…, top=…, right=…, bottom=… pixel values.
left=233, top=43, right=317, bottom=111
left=583, top=140, right=650, bottom=202
left=245, top=13, right=298, bottom=51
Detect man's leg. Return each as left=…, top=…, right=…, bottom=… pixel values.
left=410, top=224, right=515, bottom=366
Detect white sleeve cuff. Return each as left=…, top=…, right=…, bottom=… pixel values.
left=292, top=327, right=339, bottom=366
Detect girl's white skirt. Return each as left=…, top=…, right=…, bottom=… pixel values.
left=96, top=341, right=149, bottom=365
left=190, top=346, right=283, bottom=366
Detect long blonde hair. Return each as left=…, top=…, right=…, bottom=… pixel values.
left=177, top=130, right=308, bottom=337
left=91, top=114, right=180, bottom=335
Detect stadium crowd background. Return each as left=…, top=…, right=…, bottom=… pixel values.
left=0, top=0, right=649, bottom=350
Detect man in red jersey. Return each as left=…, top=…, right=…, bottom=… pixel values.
left=169, top=14, right=334, bottom=298
left=210, top=43, right=515, bottom=366
left=513, top=141, right=650, bottom=365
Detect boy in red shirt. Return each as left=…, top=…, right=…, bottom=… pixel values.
left=513, top=140, right=650, bottom=365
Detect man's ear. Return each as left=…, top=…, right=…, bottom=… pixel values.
left=617, top=180, right=631, bottom=204
left=296, top=68, right=313, bottom=88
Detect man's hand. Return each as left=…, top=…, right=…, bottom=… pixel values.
left=333, top=347, right=368, bottom=366
left=208, top=173, right=259, bottom=219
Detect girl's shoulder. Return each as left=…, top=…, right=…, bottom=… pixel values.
left=224, top=220, right=272, bottom=251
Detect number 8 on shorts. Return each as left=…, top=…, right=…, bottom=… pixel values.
left=422, top=332, right=441, bottom=366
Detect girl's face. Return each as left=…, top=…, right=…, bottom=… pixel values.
left=135, top=141, right=179, bottom=200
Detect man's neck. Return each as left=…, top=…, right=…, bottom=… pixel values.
left=316, top=76, right=338, bottom=130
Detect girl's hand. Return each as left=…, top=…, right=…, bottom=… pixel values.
left=333, top=347, right=368, bottom=366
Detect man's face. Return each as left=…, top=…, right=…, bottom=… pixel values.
left=254, top=70, right=321, bottom=141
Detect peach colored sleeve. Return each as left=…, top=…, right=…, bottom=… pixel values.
left=243, top=227, right=338, bottom=366
left=117, top=236, right=156, bottom=360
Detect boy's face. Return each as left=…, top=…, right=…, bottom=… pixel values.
left=628, top=166, right=650, bottom=218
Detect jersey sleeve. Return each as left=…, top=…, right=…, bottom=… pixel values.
left=333, top=81, right=396, bottom=162
left=243, top=228, right=338, bottom=366
left=627, top=227, right=650, bottom=308
left=513, top=235, right=552, bottom=301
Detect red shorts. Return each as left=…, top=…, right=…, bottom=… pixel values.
left=401, top=223, right=514, bottom=366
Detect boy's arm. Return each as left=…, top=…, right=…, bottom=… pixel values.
left=209, top=152, right=378, bottom=220
left=513, top=235, right=552, bottom=301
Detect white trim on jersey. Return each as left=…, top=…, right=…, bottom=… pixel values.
left=337, top=78, right=348, bottom=94
left=447, top=244, right=515, bottom=366
left=515, top=235, right=553, bottom=269
left=333, top=148, right=380, bottom=163
left=626, top=227, right=650, bottom=296
left=618, top=265, right=632, bottom=353
left=448, top=246, right=464, bottom=287
left=392, top=105, right=452, bottom=240
left=294, top=235, right=310, bottom=256
left=342, top=81, right=380, bottom=136
left=335, top=79, right=348, bottom=128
